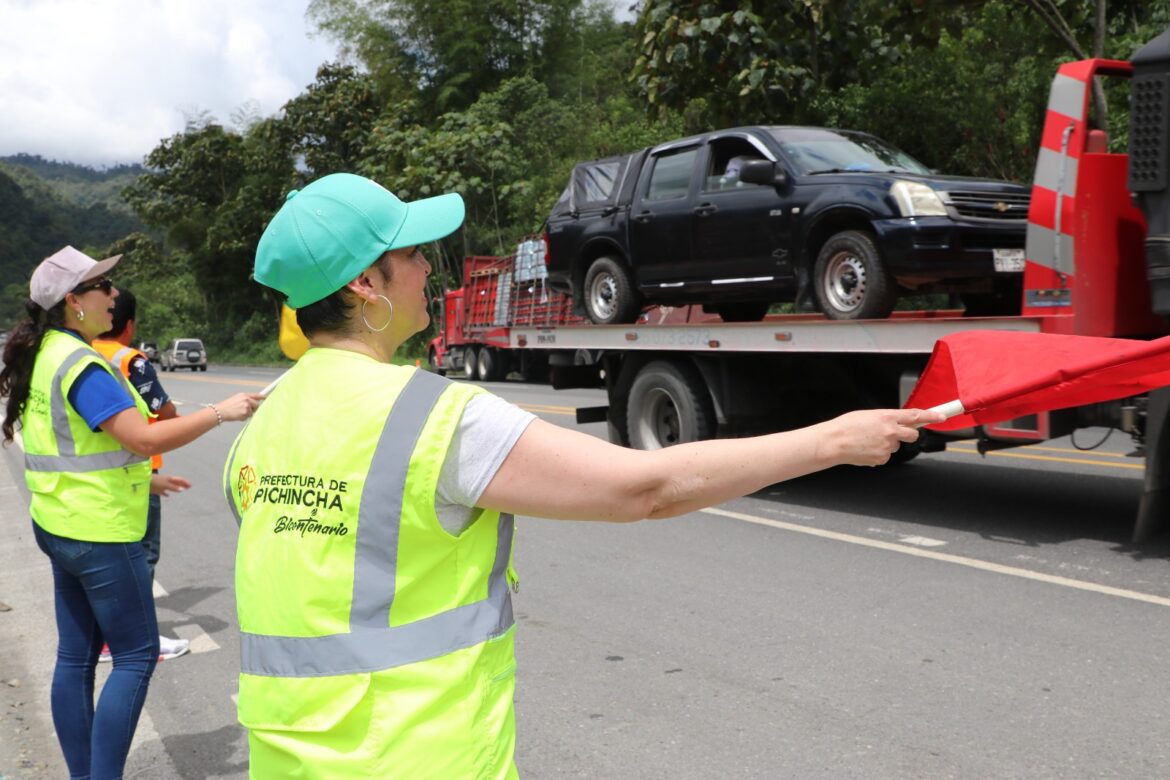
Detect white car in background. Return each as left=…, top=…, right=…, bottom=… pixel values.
left=161, top=338, right=207, bottom=372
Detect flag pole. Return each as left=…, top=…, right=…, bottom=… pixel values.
left=927, top=399, right=965, bottom=420
left=261, top=372, right=286, bottom=397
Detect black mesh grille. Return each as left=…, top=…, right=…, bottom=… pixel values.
left=1129, top=75, right=1168, bottom=192
left=946, top=191, right=1031, bottom=221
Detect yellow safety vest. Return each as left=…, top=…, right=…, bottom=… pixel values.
left=92, top=339, right=162, bottom=470
left=22, top=329, right=152, bottom=542
left=223, top=348, right=519, bottom=779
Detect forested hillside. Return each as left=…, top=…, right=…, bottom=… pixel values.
left=4, top=0, right=1170, bottom=361
left=0, top=156, right=146, bottom=327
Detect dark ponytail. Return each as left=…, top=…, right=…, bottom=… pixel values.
left=1, top=300, right=64, bottom=443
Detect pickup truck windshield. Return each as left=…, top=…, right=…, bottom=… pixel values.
left=768, top=128, right=931, bottom=176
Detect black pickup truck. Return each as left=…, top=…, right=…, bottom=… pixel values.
left=544, top=126, right=1031, bottom=323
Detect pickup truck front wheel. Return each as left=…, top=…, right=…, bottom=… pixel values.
left=813, top=230, right=897, bottom=320
left=583, top=256, right=641, bottom=325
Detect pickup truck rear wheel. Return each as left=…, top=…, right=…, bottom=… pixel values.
left=583, top=256, right=641, bottom=325
left=627, top=360, right=715, bottom=450
left=813, top=230, right=897, bottom=320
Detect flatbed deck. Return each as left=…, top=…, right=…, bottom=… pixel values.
left=511, top=313, right=1047, bottom=355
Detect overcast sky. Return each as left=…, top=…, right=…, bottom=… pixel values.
left=0, top=0, right=340, bottom=168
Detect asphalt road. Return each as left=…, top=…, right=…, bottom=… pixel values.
left=2, top=363, right=1168, bottom=779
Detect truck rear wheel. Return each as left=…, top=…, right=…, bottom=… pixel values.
left=583, top=256, right=641, bottom=325
left=627, top=360, right=715, bottom=450
left=477, top=348, right=507, bottom=382
left=463, top=346, right=480, bottom=380
left=813, top=230, right=897, bottom=320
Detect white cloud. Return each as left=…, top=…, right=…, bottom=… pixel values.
left=0, top=0, right=339, bottom=167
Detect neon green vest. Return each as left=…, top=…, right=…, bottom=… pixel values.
left=22, top=329, right=152, bottom=542
left=223, top=348, right=519, bottom=779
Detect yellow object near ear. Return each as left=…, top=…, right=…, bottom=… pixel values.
left=278, top=303, right=311, bottom=361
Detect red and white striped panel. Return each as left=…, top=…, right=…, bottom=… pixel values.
left=1026, top=65, right=1090, bottom=281
left=1024, top=59, right=1134, bottom=317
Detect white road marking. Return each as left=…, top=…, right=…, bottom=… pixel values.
left=152, top=580, right=168, bottom=598
left=899, top=535, right=948, bottom=548
left=702, top=506, right=1170, bottom=608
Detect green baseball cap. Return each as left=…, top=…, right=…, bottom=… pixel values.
left=254, top=173, right=465, bottom=308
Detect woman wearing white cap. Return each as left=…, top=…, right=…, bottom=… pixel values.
left=0, top=246, right=264, bottom=780
left=224, top=173, right=940, bottom=778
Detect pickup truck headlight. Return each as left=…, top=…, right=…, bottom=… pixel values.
left=891, top=180, right=947, bottom=217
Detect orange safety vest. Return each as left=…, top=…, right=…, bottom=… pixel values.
left=92, top=339, right=162, bottom=470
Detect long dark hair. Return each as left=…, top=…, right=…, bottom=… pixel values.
left=2, top=300, right=65, bottom=443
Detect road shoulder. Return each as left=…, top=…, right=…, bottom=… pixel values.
left=0, top=441, right=62, bottom=778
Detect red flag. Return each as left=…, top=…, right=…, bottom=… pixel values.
left=904, top=331, right=1170, bottom=431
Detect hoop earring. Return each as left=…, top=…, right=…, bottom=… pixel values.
left=76, top=309, right=85, bottom=322
left=361, top=295, right=393, bottom=332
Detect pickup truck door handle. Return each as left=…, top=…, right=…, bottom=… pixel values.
left=633, top=210, right=654, bottom=224
left=693, top=203, right=718, bottom=217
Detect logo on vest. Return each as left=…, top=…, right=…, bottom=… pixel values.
left=237, top=465, right=258, bottom=509
left=274, top=507, right=350, bottom=538
left=28, top=388, right=48, bottom=418
left=237, top=470, right=354, bottom=539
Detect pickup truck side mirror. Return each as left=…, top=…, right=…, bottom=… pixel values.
left=738, top=159, right=788, bottom=188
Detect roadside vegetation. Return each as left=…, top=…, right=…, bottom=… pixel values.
left=2, top=0, right=1168, bottom=363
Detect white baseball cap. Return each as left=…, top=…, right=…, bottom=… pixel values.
left=29, top=246, right=122, bottom=310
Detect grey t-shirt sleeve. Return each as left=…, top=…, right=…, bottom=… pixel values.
left=434, top=392, right=536, bottom=535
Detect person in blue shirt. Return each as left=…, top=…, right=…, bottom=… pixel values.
left=0, top=246, right=263, bottom=780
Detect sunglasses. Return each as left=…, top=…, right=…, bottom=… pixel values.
left=72, top=277, right=114, bottom=295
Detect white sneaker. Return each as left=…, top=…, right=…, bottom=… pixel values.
left=158, top=635, right=190, bottom=661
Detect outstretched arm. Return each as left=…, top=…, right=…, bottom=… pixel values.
left=100, top=392, right=263, bottom=456
left=477, top=408, right=941, bottom=522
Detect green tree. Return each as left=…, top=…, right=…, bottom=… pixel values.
left=281, top=63, right=382, bottom=177
left=630, top=0, right=978, bottom=128
left=308, top=0, right=612, bottom=116
left=124, top=118, right=294, bottom=355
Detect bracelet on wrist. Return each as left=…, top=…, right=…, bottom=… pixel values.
left=208, top=404, right=223, bottom=426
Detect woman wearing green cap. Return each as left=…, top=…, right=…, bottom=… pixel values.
left=224, top=173, right=941, bottom=778
left=0, top=246, right=264, bottom=780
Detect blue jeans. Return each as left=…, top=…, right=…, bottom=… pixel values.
left=143, top=493, right=161, bottom=578
left=33, top=521, right=160, bottom=780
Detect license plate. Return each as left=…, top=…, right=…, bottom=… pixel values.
left=993, top=248, right=1025, bottom=272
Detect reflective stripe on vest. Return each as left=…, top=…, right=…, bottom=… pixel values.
left=24, top=345, right=148, bottom=473
left=238, top=369, right=515, bottom=677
